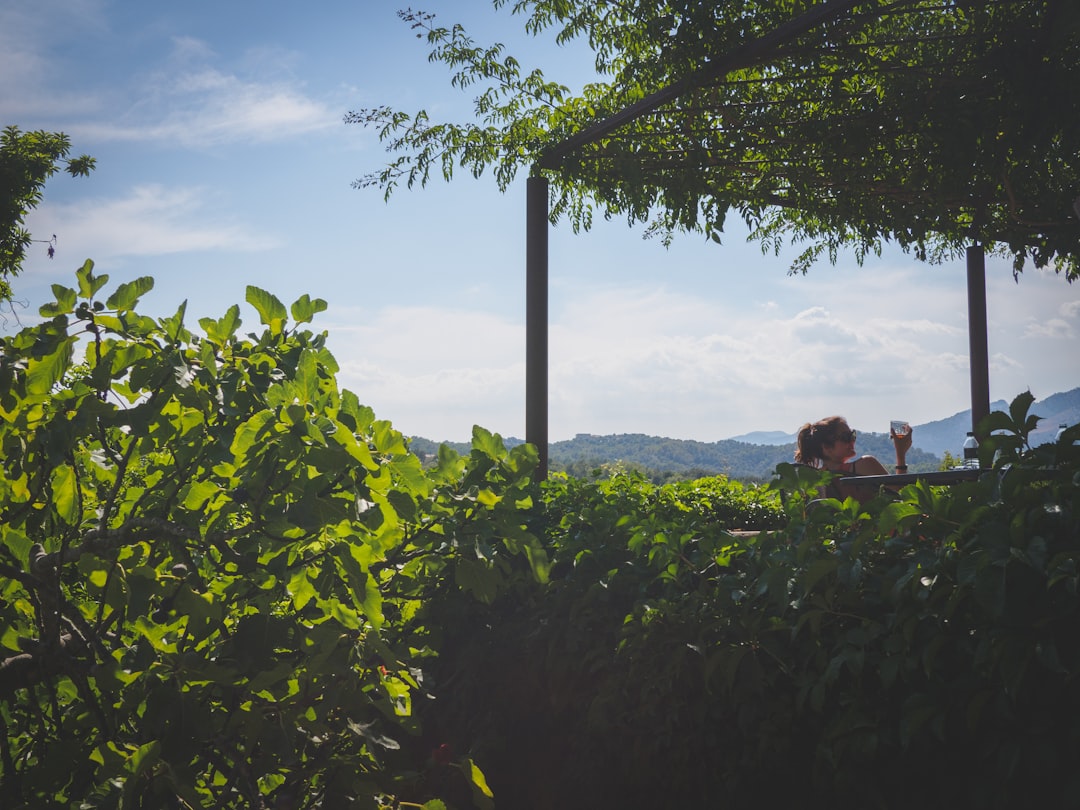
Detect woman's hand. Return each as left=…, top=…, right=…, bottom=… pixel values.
left=890, top=425, right=913, bottom=461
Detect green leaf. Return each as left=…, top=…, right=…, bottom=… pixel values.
left=454, top=558, right=501, bottom=603
left=878, top=501, right=921, bottom=535
left=231, top=410, right=278, bottom=455
left=106, top=276, right=154, bottom=311
left=359, top=570, right=384, bottom=629
left=288, top=567, right=316, bottom=610
left=122, top=740, right=162, bottom=809
left=295, top=349, right=319, bottom=404
left=291, top=293, right=328, bottom=324
left=47, top=284, right=77, bottom=314
left=330, top=425, right=378, bottom=470
left=182, top=480, right=220, bottom=511
left=50, top=464, right=79, bottom=524
left=523, top=541, right=551, bottom=584
left=470, top=425, right=505, bottom=459
left=76, top=259, right=109, bottom=298
left=159, top=300, right=189, bottom=342
left=801, top=557, right=839, bottom=594
left=199, top=304, right=242, bottom=344
left=329, top=600, right=362, bottom=629
left=26, top=338, right=73, bottom=394
left=246, top=286, right=287, bottom=332
left=476, top=488, right=501, bottom=507
left=466, top=759, right=495, bottom=809
left=1008, top=390, right=1036, bottom=429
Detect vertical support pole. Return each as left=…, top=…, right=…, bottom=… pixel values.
left=966, top=244, right=990, bottom=438
left=526, top=175, right=549, bottom=479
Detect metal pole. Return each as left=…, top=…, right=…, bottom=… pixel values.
left=966, top=244, right=990, bottom=438
left=526, top=175, right=549, bottom=478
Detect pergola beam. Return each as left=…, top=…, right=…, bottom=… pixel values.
left=536, top=0, right=865, bottom=171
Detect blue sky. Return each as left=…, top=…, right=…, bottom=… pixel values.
left=4, top=0, right=1079, bottom=444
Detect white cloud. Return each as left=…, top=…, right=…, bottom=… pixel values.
left=537, top=280, right=974, bottom=439
left=79, top=66, right=338, bottom=147
left=326, top=305, right=526, bottom=440
left=169, top=36, right=217, bottom=64
left=3, top=16, right=339, bottom=148
left=29, top=185, right=278, bottom=261
left=1023, top=318, right=1075, bottom=339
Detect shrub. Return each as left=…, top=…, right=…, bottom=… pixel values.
left=418, top=398, right=1080, bottom=809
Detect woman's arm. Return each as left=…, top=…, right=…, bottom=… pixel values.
left=853, top=455, right=889, bottom=476
left=890, top=427, right=914, bottom=472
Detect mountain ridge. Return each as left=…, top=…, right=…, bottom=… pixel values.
left=407, top=387, right=1080, bottom=480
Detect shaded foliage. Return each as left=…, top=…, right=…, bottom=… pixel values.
left=417, top=395, right=1080, bottom=809
left=352, top=2, right=1080, bottom=278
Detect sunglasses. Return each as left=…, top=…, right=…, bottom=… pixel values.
left=834, top=429, right=856, bottom=443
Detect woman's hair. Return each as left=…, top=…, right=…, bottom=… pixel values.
left=795, top=415, right=849, bottom=467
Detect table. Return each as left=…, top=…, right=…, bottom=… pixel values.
left=838, top=468, right=984, bottom=488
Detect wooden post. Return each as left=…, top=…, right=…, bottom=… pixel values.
left=967, top=244, right=990, bottom=438
left=526, top=175, right=549, bottom=478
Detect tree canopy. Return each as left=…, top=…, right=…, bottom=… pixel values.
left=0, top=125, right=95, bottom=303
left=351, top=0, right=1080, bottom=278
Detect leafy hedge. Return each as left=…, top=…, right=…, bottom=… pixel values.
left=417, top=398, right=1080, bottom=810
left=2, top=268, right=1078, bottom=809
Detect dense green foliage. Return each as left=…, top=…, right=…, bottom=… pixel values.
left=421, top=398, right=1080, bottom=809
left=0, top=264, right=540, bottom=808
left=0, top=125, right=95, bottom=302
left=2, top=265, right=1078, bottom=808
left=352, top=2, right=1080, bottom=278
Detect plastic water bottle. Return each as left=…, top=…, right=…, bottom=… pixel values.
left=963, top=432, right=979, bottom=469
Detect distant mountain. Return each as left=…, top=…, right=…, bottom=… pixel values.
left=1028, top=387, right=1080, bottom=443
left=406, top=387, right=1079, bottom=480
left=905, top=399, right=1009, bottom=457
left=904, top=387, right=1080, bottom=456
left=541, top=432, right=939, bottom=480
left=724, top=387, right=1080, bottom=458
left=725, top=430, right=796, bottom=446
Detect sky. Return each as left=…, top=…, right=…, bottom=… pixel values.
left=3, top=0, right=1079, bottom=445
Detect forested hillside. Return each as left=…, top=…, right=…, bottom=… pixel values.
left=408, top=432, right=941, bottom=481
left=409, top=388, right=1080, bottom=479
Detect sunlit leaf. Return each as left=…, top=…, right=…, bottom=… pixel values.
left=246, top=286, right=287, bottom=333
left=105, top=276, right=154, bottom=311
left=291, top=293, right=328, bottom=324
left=50, top=464, right=79, bottom=524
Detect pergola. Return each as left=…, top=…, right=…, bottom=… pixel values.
left=522, top=0, right=1079, bottom=476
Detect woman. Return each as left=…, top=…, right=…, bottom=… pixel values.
left=795, top=416, right=913, bottom=503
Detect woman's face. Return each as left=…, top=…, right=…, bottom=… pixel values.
left=823, top=424, right=856, bottom=462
